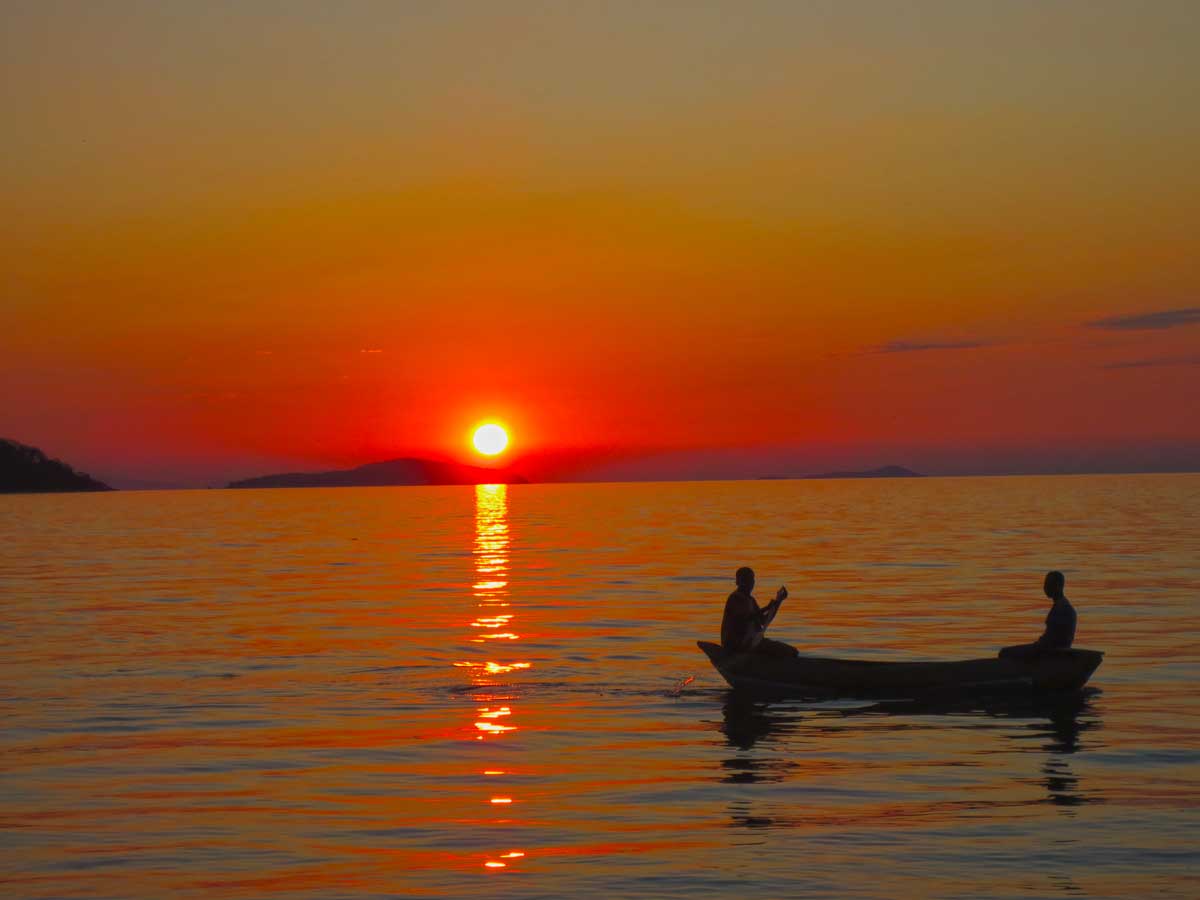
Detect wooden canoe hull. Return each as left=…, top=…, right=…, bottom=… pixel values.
left=697, top=641, right=1103, bottom=697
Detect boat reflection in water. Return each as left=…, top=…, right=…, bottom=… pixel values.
left=868, top=690, right=1103, bottom=810
left=719, top=695, right=803, bottom=785
left=451, top=484, right=529, bottom=872
left=1013, top=690, right=1099, bottom=809
left=718, top=688, right=1103, bottom=829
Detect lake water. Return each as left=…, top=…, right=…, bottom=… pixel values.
left=2, top=475, right=1198, bottom=898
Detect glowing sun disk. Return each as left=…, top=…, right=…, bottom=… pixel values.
left=473, top=424, right=509, bottom=456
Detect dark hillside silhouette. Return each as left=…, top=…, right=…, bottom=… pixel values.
left=1, top=438, right=113, bottom=493
left=227, top=457, right=529, bottom=489
left=806, top=465, right=923, bottom=480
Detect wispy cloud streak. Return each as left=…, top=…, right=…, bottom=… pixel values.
left=1102, top=353, right=1200, bottom=370
left=876, top=339, right=989, bottom=354
left=1086, top=307, right=1200, bottom=331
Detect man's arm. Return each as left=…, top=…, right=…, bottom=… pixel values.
left=758, top=586, right=787, bottom=630
left=1036, top=602, right=1076, bottom=650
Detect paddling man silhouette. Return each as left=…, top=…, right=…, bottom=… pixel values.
left=721, top=567, right=797, bottom=657
left=1000, top=570, right=1077, bottom=659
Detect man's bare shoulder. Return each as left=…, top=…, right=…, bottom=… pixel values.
left=724, top=590, right=754, bottom=612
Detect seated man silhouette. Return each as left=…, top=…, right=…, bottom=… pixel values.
left=720, top=566, right=797, bottom=657
left=1000, top=570, right=1077, bottom=659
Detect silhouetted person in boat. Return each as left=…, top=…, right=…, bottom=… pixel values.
left=721, top=567, right=796, bottom=657
left=1000, top=570, right=1077, bottom=660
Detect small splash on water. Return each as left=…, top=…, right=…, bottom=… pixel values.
left=670, top=675, right=696, bottom=696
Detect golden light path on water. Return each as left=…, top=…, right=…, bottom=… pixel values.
left=454, top=484, right=529, bottom=871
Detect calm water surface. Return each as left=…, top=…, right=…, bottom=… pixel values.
left=2, top=476, right=1198, bottom=898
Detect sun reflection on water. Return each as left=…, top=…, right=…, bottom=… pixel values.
left=457, top=484, right=530, bottom=873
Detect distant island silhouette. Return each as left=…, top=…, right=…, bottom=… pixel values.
left=807, top=465, right=922, bottom=479
left=1, top=438, right=113, bottom=493
left=761, top=464, right=923, bottom=481
left=227, top=457, right=529, bottom=489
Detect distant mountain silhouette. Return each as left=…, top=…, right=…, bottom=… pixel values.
left=227, top=457, right=529, bottom=489
left=1, top=438, right=113, bottom=493
left=806, top=464, right=923, bottom=480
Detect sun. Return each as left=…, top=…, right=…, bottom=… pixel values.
left=472, top=423, right=509, bottom=457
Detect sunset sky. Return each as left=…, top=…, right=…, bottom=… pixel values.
left=3, top=2, right=1198, bottom=486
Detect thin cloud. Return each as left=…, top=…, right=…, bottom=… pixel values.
left=1102, top=353, right=1200, bottom=370
left=876, top=339, right=990, bottom=354
left=1086, top=307, right=1200, bottom=331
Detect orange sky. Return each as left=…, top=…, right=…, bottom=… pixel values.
left=2, top=3, right=1198, bottom=485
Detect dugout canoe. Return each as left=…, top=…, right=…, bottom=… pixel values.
left=697, top=640, right=1103, bottom=697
